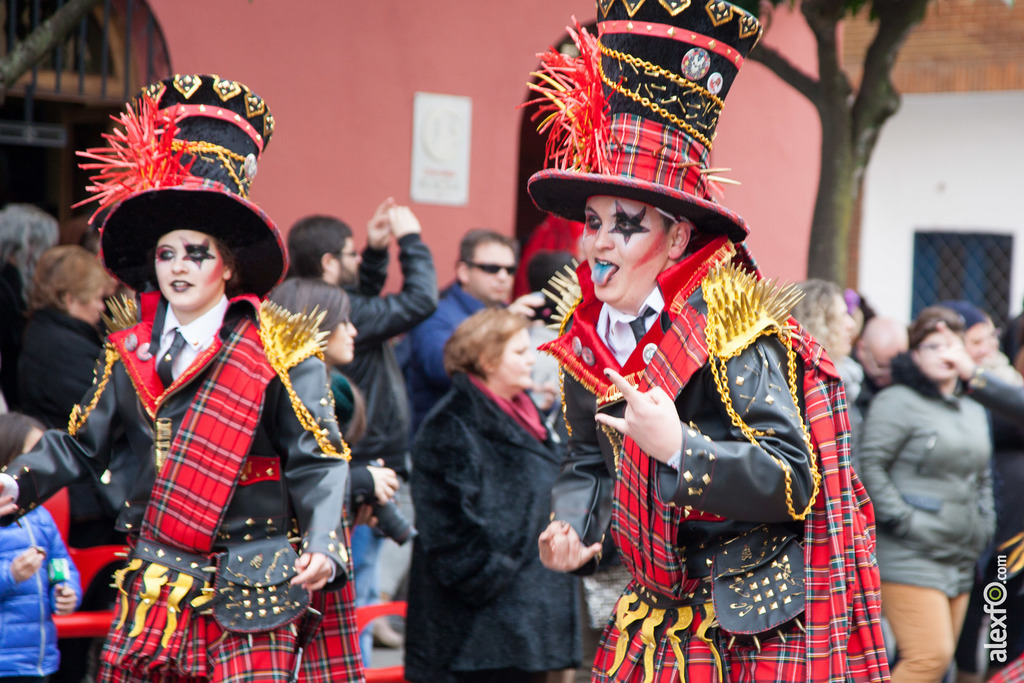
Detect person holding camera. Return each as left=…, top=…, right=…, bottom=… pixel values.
left=406, top=307, right=580, bottom=683
left=286, top=199, right=436, bottom=662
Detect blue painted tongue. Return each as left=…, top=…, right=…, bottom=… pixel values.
left=592, top=262, right=614, bottom=286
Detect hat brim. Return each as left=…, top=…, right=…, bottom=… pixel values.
left=528, top=169, right=748, bottom=243
left=100, top=186, right=286, bottom=298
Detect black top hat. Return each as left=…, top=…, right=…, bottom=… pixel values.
left=79, top=74, right=286, bottom=298
left=526, top=0, right=762, bottom=241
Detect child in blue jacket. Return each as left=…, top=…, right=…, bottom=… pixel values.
left=0, top=413, right=80, bottom=681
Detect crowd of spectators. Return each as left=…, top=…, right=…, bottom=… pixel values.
left=4, top=197, right=1024, bottom=682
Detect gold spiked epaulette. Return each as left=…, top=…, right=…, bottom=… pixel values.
left=701, top=262, right=803, bottom=360
left=102, top=294, right=140, bottom=333
left=258, top=300, right=329, bottom=373
left=543, top=261, right=581, bottom=334
left=257, top=300, right=350, bottom=461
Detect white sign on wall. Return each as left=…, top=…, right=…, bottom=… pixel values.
left=410, top=92, right=472, bottom=206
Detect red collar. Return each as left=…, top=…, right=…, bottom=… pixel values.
left=540, top=237, right=733, bottom=400
left=109, top=292, right=262, bottom=418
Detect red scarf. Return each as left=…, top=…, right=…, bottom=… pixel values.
left=468, top=374, right=547, bottom=442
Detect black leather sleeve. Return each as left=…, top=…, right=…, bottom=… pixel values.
left=549, top=373, right=614, bottom=576
left=1, top=360, right=122, bottom=524
left=269, top=355, right=351, bottom=588
left=347, top=234, right=438, bottom=347
left=655, top=335, right=816, bottom=523
left=357, top=246, right=389, bottom=297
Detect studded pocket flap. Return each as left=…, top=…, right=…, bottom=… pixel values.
left=711, top=527, right=805, bottom=635
left=213, top=538, right=310, bottom=634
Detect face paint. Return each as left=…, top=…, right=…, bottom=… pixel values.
left=609, top=202, right=649, bottom=245
left=184, top=239, right=215, bottom=267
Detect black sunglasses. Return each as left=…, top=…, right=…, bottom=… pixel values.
left=464, top=261, right=517, bottom=276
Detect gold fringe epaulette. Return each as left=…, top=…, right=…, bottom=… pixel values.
left=702, top=262, right=803, bottom=360
left=68, top=344, right=119, bottom=436
left=543, top=262, right=581, bottom=334
left=258, top=300, right=350, bottom=461
left=102, top=293, right=140, bottom=333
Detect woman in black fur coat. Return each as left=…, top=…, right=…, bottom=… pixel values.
left=406, top=307, right=580, bottom=683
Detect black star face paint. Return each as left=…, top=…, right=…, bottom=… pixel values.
left=609, top=202, right=650, bottom=245
left=183, top=239, right=216, bottom=267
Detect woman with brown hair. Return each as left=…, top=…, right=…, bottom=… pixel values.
left=859, top=305, right=1024, bottom=682
left=18, top=245, right=119, bottom=548
left=406, top=306, right=580, bottom=683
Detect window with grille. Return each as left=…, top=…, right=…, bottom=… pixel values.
left=911, top=231, right=1013, bottom=329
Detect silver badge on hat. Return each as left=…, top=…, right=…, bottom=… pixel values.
left=643, top=343, right=658, bottom=364
left=136, top=342, right=152, bottom=362
left=682, top=48, right=711, bottom=82
left=244, top=153, right=258, bottom=180
left=707, top=72, right=724, bottom=95
left=124, top=333, right=138, bottom=353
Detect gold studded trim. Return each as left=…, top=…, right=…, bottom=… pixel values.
left=212, top=76, right=242, bottom=102
left=258, top=301, right=350, bottom=461
left=659, top=0, right=691, bottom=15
left=705, top=0, right=734, bottom=26
left=172, top=74, right=202, bottom=99
left=622, top=0, right=646, bottom=17
left=598, top=0, right=616, bottom=17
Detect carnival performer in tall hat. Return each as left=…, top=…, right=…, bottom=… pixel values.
left=0, top=74, right=364, bottom=682
left=528, top=2, right=889, bottom=681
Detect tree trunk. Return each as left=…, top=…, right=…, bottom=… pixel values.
left=0, top=0, right=103, bottom=104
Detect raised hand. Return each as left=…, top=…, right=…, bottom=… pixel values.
left=594, top=368, right=682, bottom=464
left=366, top=197, right=396, bottom=250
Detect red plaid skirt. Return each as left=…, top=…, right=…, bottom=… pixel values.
left=97, top=566, right=363, bottom=682
left=591, top=584, right=806, bottom=683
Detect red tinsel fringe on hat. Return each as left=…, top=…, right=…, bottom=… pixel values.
left=74, top=96, right=203, bottom=224
left=524, top=20, right=610, bottom=176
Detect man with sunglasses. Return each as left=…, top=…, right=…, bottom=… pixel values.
left=406, top=229, right=543, bottom=432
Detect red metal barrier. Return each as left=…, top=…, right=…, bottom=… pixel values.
left=356, top=601, right=408, bottom=683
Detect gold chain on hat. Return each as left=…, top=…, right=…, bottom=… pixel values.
left=170, top=140, right=252, bottom=197
left=597, top=41, right=724, bottom=149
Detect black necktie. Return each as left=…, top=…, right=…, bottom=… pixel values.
left=628, top=308, right=655, bottom=343
left=157, top=330, right=187, bottom=387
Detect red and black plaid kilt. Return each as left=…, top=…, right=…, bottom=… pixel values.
left=299, top=584, right=364, bottom=682
left=97, top=578, right=363, bottom=682
left=591, top=592, right=806, bottom=682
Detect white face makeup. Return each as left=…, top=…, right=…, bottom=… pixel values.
left=154, top=229, right=232, bottom=325
left=582, top=196, right=690, bottom=315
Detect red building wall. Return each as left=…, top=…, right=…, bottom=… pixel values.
left=149, top=0, right=819, bottom=284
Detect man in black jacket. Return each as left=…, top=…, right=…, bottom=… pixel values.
left=286, top=197, right=437, bottom=662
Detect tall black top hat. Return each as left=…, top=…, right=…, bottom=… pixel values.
left=526, top=0, right=762, bottom=242
left=78, top=74, right=286, bottom=298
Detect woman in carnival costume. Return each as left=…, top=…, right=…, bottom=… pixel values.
left=0, top=74, right=363, bottom=682
left=527, top=2, right=889, bottom=681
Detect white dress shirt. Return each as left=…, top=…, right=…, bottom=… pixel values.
left=597, top=288, right=665, bottom=366
left=157, top=296, right=229, bottom=381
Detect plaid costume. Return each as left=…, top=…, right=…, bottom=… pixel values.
left=542, top=243, right=888, bottom=683
left=3, top=295, right=362, bottom=683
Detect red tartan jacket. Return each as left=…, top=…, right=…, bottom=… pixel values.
left=542, top=241, right=889, bottom=682
left=2, top=293, right=352, bottom=582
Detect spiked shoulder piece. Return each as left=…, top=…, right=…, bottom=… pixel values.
left=258, top=300, right=329, bottom=373
left=258, top=300, right=349, bottom=461
left=701, top=263, right=803, bottom=360
left=102, top=294, right=141, bottom=333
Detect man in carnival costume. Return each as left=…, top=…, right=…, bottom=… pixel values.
left=530, top=2, right=889, bottom=681
left=0, top=75, right=364, bottom=682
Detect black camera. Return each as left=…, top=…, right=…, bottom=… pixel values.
left=371, top=500, right=417, bottom=546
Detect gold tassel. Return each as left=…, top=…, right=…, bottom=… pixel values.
left=161, top=573, right=194, bottom=647
left=113, top=559, right=142, bottom=630
left=129, top=563, right=169, bottom=637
